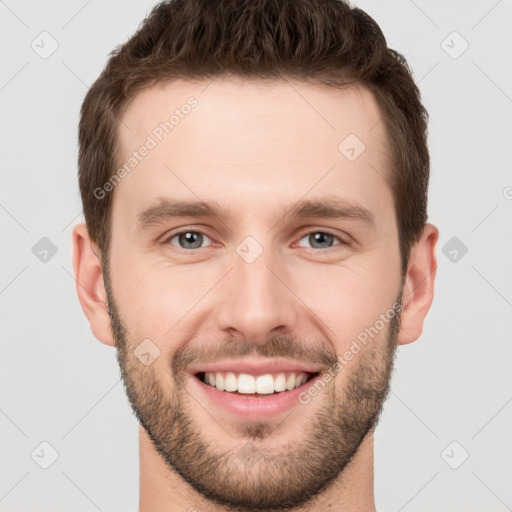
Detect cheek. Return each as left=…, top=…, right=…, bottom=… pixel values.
left=110, top=231, right=401, bottom=352
left=289, top=254, right=400, bottom=347
left=113, top=257, right=215, bottom=336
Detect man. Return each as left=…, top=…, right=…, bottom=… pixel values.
left=72, top=0, right=438, bottom=510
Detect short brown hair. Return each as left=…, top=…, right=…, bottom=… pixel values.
left=78, top=0, right=430, bottom=275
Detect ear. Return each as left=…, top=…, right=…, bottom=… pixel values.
left=397, top=223, right=439, bottom=345
left=72, top=223, right=115, bottom=346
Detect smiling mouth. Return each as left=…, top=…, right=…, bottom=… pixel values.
left=195, top=371, right=319, bottom=396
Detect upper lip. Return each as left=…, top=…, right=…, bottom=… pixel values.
left=189, top=358, right=323, bottom=377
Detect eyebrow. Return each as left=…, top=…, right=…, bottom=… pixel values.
left=135, top=196, right=377, bottom=231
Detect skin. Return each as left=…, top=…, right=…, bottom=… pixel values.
left=72, top=77, right=438, bottom=512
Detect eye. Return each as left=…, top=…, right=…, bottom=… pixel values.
left=296, top=231, right=345, bottom=250
left=166, top=230, right=213, bottom=250
left=163, top=229, right=347, bottom=252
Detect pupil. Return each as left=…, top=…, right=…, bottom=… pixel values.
left=180, top=232, right=202, bottom=249
left=311, top=232, right=332, bottom=248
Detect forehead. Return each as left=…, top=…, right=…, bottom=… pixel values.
left=113, top=77, right=392, bottom=227
left=119, top=77, right=387, bottom=158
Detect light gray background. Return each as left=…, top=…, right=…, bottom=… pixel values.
left=1, top=1, right=511, bottom=511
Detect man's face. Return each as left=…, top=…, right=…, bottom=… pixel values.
left=106, top=78, right=403, bottom=510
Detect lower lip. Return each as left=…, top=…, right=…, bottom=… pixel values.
left=190, top=373, right=321, bottom=421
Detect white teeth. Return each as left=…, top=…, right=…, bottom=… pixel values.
left=274, top=373, right=287, bottom=392
left=202, top=371, right=311, bottom=394
left=286, top=373, right=296, bottom=391
left=224, top=371, right=237, bottom=392
left=256, top=374, right=275, bottom=394
left=238, top=374, right=256, bottom=393
left=215, top=372, right=225, bottom=391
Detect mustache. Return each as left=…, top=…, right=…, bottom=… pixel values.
left=171, top=336, right=338, bottom=376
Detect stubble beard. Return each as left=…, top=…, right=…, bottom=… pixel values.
left=104, top=265, right=401, bottom=511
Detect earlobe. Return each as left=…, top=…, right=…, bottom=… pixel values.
left=397, top=223, right=439, bottom=346
left=72, top=223, right=115, bottom=346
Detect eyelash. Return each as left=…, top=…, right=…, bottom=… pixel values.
left=163, top=228, right=348, bottom=252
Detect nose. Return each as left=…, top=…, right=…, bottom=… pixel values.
left=215, top=244, right=299, bottom=345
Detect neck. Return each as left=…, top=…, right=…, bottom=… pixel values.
left=138, top=426, right=377, bottom=512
